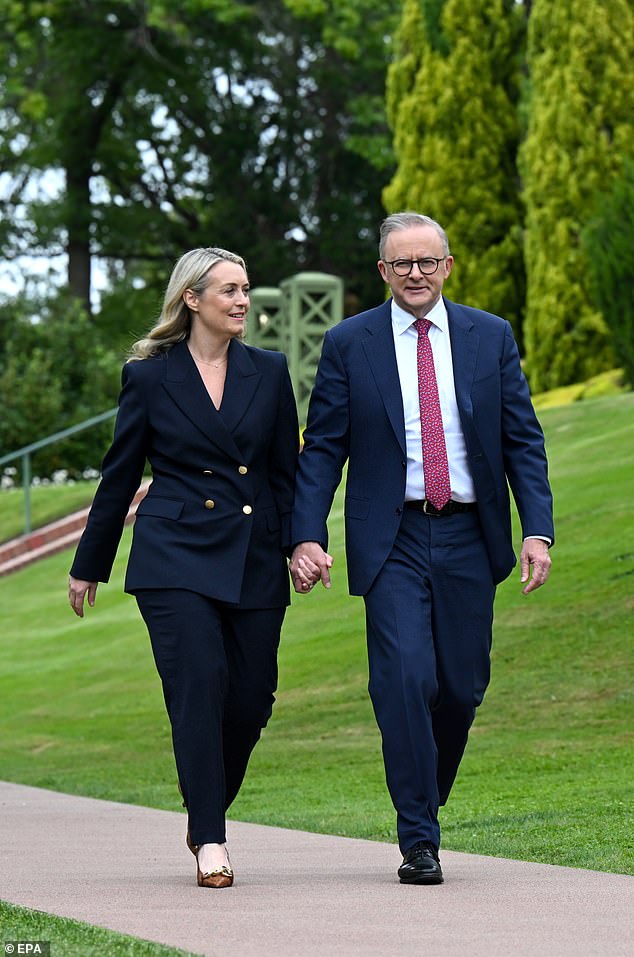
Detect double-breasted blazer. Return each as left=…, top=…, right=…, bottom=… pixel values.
left=71, top=338, right=299, bottom=608
left=291, top=297, right=554, bottom=594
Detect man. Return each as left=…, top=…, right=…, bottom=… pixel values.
left=290, top=212, right=553, bottom=885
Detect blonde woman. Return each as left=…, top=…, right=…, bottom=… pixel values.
left=69, top=248, right=298, bottom=888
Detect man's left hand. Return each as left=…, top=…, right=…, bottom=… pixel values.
left=520, top=538, right=551, bottom=595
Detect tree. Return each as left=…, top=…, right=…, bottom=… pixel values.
left=520, top=0, right=634, bottom=390
left=384, top=0, right=527, bottom=335
left=0, top=296, right=121, bottom=477
left=582, top=162, right=634, bottom=389
left=0, top=0, right=398, bottom=328
left=0, top=0, right=155, bottom=315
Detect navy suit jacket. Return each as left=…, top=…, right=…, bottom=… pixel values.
left=71, top=338, right=299, bottom=608
left=292, top=298, right=554, bottom=593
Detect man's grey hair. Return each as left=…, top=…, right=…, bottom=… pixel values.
left=379, top=213, right=451, bottom=260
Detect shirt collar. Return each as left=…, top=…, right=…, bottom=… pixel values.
left=391, top=296, right=448, bottom=336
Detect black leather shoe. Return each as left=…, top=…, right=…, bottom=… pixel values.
left=398, top=841, right=444, bottom=885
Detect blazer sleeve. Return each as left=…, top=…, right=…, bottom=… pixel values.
left=499, top=322, right=554, bottom=543
left=267, top=354, right=300, bottom=553
left=291, top=330, right=351, bottom=549
left=70, top=362, right=149, bottom=582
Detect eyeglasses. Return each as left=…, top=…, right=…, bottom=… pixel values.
left=383, top=257, right=446, bottom=277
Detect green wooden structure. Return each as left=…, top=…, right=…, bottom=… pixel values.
left=247, top=271, right=343, bottom=422
left=246, top=286, right=285, bottom=351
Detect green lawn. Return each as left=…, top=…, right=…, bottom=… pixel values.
left=0, top=393, right=632, bottom=879
left=0, top=480, right=99, bottom=543
left=0, top=901, right=198, bottom=957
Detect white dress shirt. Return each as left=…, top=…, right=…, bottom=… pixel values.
left=391, top=297, right=476, bottom=503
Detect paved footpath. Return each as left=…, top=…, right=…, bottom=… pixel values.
left=1, top=781, right=632, bottom=957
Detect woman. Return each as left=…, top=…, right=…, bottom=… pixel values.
left=69, top=247, right=298, bottom=888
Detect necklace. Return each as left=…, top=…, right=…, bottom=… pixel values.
left=189, top=350, right=228, bottom=369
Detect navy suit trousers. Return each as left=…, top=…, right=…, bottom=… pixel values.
left=364, top=509, right=495, bottom=851
left=136, top=589, right=284, bottom=845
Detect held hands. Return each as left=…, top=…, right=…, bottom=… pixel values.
left=68, top=576, right=98, bottom=617
left=520, top=538, right=552, bottom=595
left=289, top=542, right=334, bottom=594
left=290, top=538, right=551, bottom=597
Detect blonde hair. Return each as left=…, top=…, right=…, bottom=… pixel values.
left=129, top=247, right=247, bottom=360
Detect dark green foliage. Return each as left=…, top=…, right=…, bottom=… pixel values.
left=420, top=0, right=450, bottom=54
left=0, top=0, right=398, bottom=322
left=0, top=296, right=121, bottom=478
left=3, top=0, right=633, bottom=391
left=520, top=0, right=634, bottom=390
left=582, top=163, right=634, bottom=389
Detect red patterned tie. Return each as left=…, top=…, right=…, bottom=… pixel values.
left=415, top=318, right=451, bottom=509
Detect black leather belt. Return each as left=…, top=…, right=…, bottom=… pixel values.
left=404, top=499, right=477, bottom=517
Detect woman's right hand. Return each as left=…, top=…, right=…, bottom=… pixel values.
left=68, top=576, right=98, bottom=618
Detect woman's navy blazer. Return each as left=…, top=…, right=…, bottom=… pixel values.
left=71, top=338, right=299, bottom=609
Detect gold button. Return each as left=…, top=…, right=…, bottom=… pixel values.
left=204, top=499, right=215, bottom=509
left=238, top=465, right=248, bottom=475
left=242, top=505, right=253, bottom=515
left=203, top=469, right=213, bottom=475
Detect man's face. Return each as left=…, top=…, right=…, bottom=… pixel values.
left=377, top=225, right=454, bottom=318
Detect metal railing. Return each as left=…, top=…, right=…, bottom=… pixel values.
left=0, top=408, right=117, bottom=536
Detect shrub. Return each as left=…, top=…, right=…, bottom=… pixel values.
left=0, top=295, right=121, bottom=478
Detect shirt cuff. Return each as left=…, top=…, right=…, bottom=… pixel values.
left=523, top=535, right=552, bottom=546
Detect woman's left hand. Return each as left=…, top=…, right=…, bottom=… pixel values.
left=69, top=576, right=98, bottom=618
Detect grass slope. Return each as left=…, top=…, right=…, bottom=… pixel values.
left=0, top=480, right=99, bottom=543
left=0, top=394, right=632, bottom=877
left=0, top=901, right=198, bottom=956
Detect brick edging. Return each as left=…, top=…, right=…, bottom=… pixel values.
left=0, top=482, right=150, bottom=578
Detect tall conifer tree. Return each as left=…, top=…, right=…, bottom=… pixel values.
left=520, top=0, right=634, bottom=390
left=582, top=163, right=634, bottom=389
left=384, top=0, right=526, bottom=334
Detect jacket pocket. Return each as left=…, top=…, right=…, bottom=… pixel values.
left=345, top=496, right=370, bottom=520
left=136, top=496, right=184, bottom=520
left=264, top=507, right=281, bottom=532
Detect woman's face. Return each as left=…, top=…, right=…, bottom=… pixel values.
left=185, top=261, right=250, bottom=341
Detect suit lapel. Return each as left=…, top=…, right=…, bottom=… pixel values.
left=445, top=298, right=479, bottom=419
left=162, top=339, right=247, bottom=461
left=219, top=339, right=263, bottom=434
left=361, top=300, right=407, bottom=456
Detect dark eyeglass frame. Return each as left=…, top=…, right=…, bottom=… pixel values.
left=383, top=257, right=446, bottom=277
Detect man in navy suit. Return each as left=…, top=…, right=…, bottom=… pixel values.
left=290, top=212, right=553, bottom=884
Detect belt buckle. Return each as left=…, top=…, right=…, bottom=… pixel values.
left=423, top=499, right=438, bottom=516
